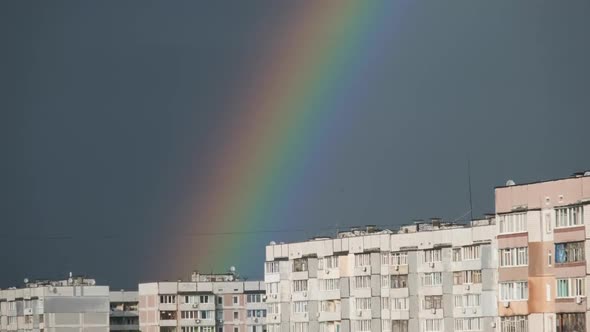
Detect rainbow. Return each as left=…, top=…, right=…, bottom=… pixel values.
left=161, top=1, right=398, bottom=278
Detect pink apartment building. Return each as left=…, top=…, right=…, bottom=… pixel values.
left=138, top=271, right=266, bottom=332
left=496, top=171, right=590, bottom=332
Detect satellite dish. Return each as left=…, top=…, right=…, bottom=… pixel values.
left=269, top=241, right=276, bottom=245
left=506, top=180, right=516, bottom=186
left=229, top=266, right=236, bottom=273
left=23, top=278, right=29, bottom=284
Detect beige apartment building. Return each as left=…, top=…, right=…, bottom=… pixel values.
left=264, top=219, right=499, bottom=332
left=138, top=271, right=266, bottom=332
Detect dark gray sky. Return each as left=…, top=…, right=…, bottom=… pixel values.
left=2, top=1, right=589, bottom=289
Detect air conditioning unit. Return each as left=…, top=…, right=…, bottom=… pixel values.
left=576, top=296, right=584, bottom=305
left=272, top=294, right=278, bottom=299
left=356, top=310, right=362, bottom=316
left=192, top=303, right=199, bottom=308
left=429, top=262, right=435, bottom=268
left=217, top=319, right=223, bottom=323
left=326, top=270, right=330, bottom=274
left=431, top=308, right=436, bottom=314
left=195, top=319, right=201, bottom=324
left=363, top=267, right=367, bottom=272
left=472, top=308, right=477, bottom=314
left=503, top=301, right=510, bottom=308
left=465, top=284, right=470, bottom=291
left=262, top=295, right=267, bottom=301
left=303, top=292, right=307, bottom=297
left=395, top=265, right=399, bottom=271
left=462, top=308, right=466, bottom=314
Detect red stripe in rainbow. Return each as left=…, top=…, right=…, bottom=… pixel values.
left=162, top=1, right=397, bottom=278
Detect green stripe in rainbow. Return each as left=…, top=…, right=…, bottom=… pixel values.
left=162, top=1, right=399, bottom=278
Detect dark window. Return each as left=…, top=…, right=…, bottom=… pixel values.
left=557, top=313, right=585, bottom=332
left=555, top=242, right=585, bottom=264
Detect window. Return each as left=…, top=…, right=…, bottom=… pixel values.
left=233, top=296, right=239, bottom=305
left=499, top=212, right=527, bottom=234
left=424, top=319, right=443, bottom=332
left=392, top=298, right=408, bottom=311
left=423, top=295, right=442, bottom=309
left=391, top=275, right=408, bottom=288
left=557, top=278, right=585, bottom=298
left=499, top=247, right=528, bottom=267
left=355, top=253, right=371, bottom=267
left=382, top=252, right=408, bottom=265
left=455, top=318, right=481, bottom=331
left=293, top=322, right=308, bottom=332
left=355, top=297, right=371, bottom=310
left=381, top=275, right=390, bottom=288
left=354, top=276, right=371, bottom=289
left=319, top=322, right=341, bottom=332
left=160, top=295, right=176, bottom=304
left=267, top=325, right=281, bottom=332
left=462, top=245, right=481, bottom=260
left=555, top=206, right=584, bottom=228
left=199, top=295, right=210, bottom=304
left=246, top=309, right=266, bottom=318
left=392, top=320, right=409, bottom=332
left=454, top=294, right=481, bottom=308
left=500, top=281, right=528, bottom=301
left=452, top=248, right=462, bottom=262
left=265, top=261, right=279, bottom=274
left=293, top=258, right=308, bottom=272
left=500, top=316, right=528, bottom=332
left=218, top=297, right=223, bottom=305
left=320, top=299, right=339, bottom=312
left=557, top=313, right=586, bottom=332
left=555, top=241, right=585, bottom=264
left=422, top=272, right=442, bottom=286
left=181, top=311, right=198, bottom=319
left=199, top=311, right=213, bottom=319
left=319, top=256, right=339, bottom=270
left=182, top=328, right=214, bottom=332
left=381, top=297, right=390, bottom=310
left=354, top=320, right=371, bottom=332
left=160, top=311, right=177, bottom=320
left=319, top=278, right=340, bottom=291
left=453, top=270, right=482, bottom=285
left=293, top=280, right=308, bottom=292
left=233, top=311, right=238, bottom=320
left=184, top=295, right=198, bottom=304
left=268, top=303, right=280, bottom=315
left=424, top=249, right=442, bottom=263
left=293, top=301, right=308, bottom=313
left=266, top=282, right=279, bottom=294
left=234, top=327, right=239, bottom=332
left=246, top=294, right=262, bottom=303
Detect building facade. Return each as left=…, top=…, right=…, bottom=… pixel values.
left=264, top=220, right=498, bottom=332
left=495, top=172, right=590, bottom=332
left=0, top=275, right=109, bottom=332
left=110, top=290, right=140, bottom=331
left=138, top=272, right=266, bottom=332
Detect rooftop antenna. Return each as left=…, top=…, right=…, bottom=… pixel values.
left=467, top=155, right=474, bottom=222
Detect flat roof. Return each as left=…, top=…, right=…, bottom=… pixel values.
left=495, top=171, right=589, bottom=189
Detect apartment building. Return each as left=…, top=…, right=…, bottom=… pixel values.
left=264, top=220, right=498, bottom=332
left=110, top=290, right=140, bottom=331
left=138, top=270, right=266, bottom=332
left=495, top=171, right=590, bottom=332
left=0, top=274, right=110, bottom=332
